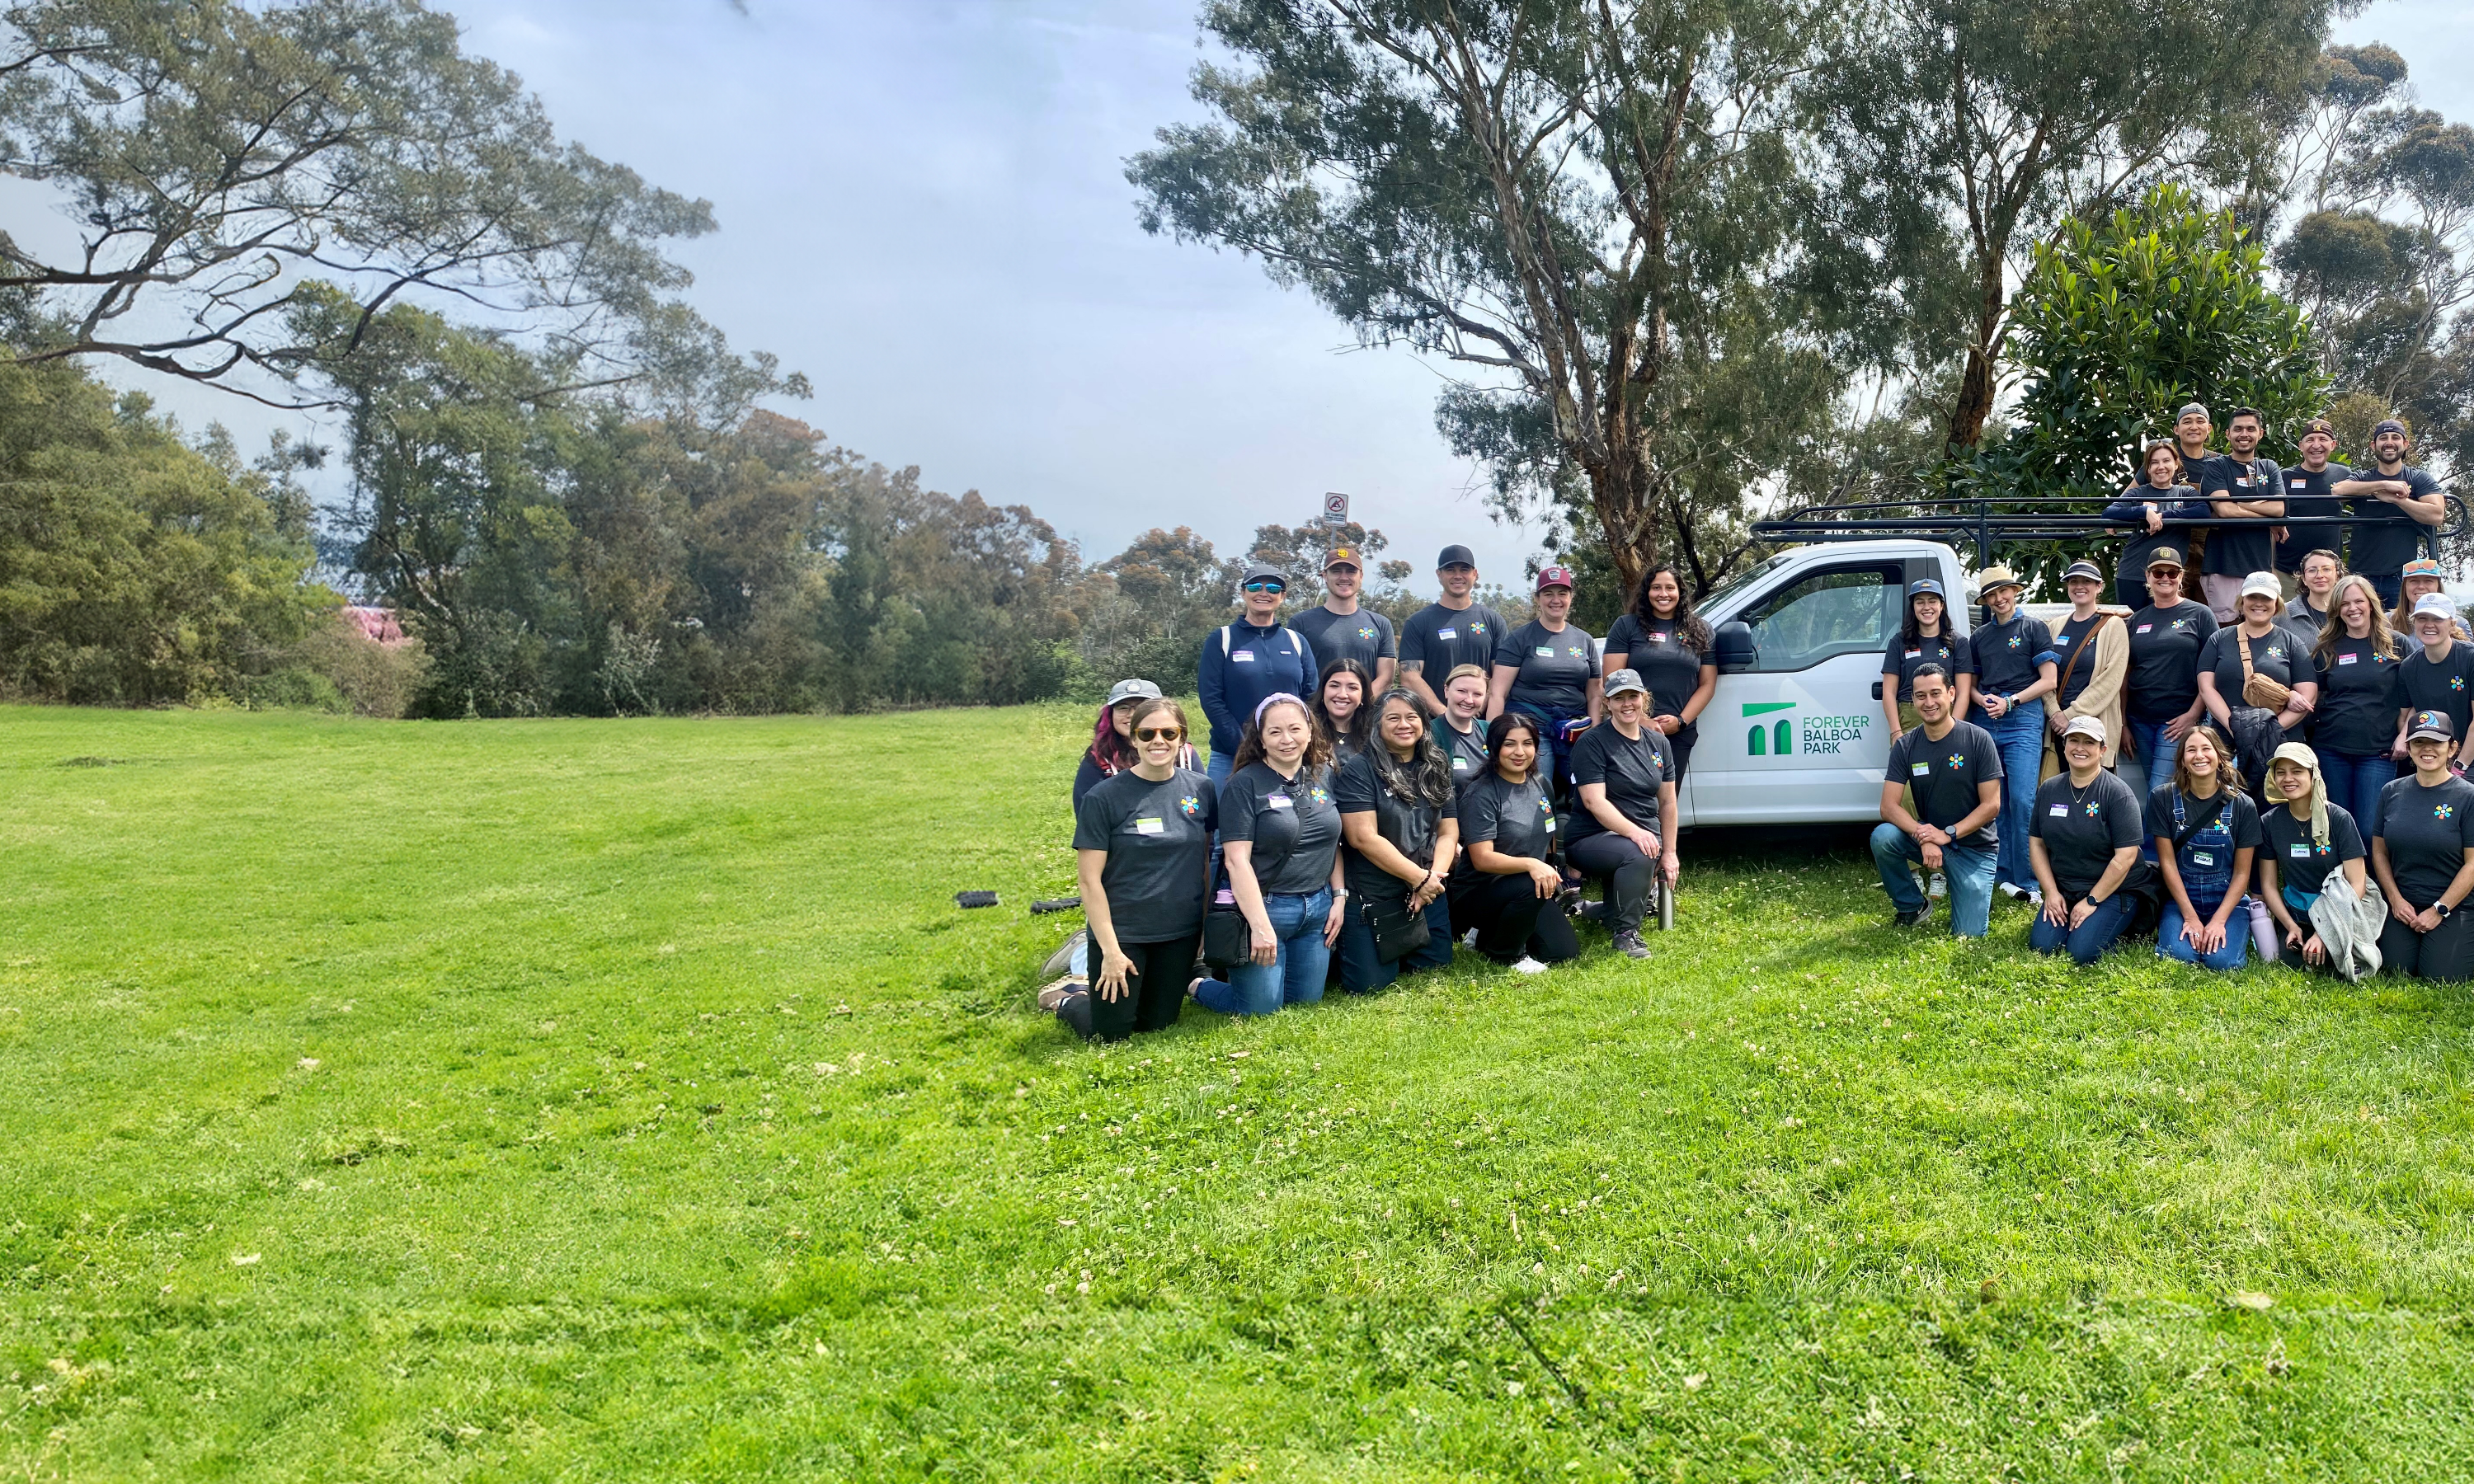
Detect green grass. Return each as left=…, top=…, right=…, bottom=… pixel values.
left=4, top=702, right=2473, bottom=1481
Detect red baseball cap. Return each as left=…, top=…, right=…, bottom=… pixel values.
left=1534, top=566, right=1575, bottom=591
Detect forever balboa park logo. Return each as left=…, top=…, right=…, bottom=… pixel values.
left=1743, top=701, right=1870, bottom=757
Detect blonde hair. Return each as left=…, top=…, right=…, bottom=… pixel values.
left=2315, top=573, right=2396, bottom=665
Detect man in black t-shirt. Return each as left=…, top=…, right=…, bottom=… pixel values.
left=1399, top=544, right=1509, bottom=714
left=1871, top=665, right=2002, bottom=937
left=2336, top=419, right=2449, bottom=605
left=2197, top=407, right=2283, bottom=621
left=1287, top=546, right=1398, bottom=693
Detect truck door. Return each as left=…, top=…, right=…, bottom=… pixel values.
left=1686, top=557, right=1903, bottom=826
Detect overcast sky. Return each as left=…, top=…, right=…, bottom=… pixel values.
left=59, top=0, right=2474, bottom=603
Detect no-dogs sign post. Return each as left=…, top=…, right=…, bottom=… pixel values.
left=1322, top=491, right=1350, bottom=527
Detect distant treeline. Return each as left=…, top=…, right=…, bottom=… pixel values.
left=0, top=340, right=1522, bottom=716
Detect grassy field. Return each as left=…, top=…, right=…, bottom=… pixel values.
left=4, top=702, right=2473, bottom=1481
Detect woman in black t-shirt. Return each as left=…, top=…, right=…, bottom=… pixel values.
left=1451, top=713, right=1583, bottom=971
left=2371, top=711, right=2474, bottom=981
left=2309, top=575, right=2405, bottom=831
left=1061, top=698, right=1216, bottom=1042
left=1602, top=563, right=1718, bottom=782
left=1334, top=690, right=1460, bottom=993
left=1313, top=658, right=1374, bottom=760
left=1188, top=695, right=1347, bottom=1017
left=2257, top=744, right=2369, bottom=972
left=1881, top=578, right=1974, bottom=744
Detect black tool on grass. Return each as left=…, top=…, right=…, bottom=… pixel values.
left=1030, top=896, right=1081, bottom=914
left=954, top=890, right=999, bottom=909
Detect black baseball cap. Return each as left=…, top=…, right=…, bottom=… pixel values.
left=1437, top=544, right=1477, bottom=569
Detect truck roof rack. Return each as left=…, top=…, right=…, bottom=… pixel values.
left=1748, top=494, right=2468, bottom=563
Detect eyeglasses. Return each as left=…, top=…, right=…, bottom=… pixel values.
left=1243, top=580, right=1285, bottom=594
left=1135, top=727, right=1183, bottom=743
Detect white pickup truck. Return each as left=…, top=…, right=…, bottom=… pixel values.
left=1681, top=538, right=1979, bottom=829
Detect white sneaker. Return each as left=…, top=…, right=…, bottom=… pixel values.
left=1510, top=956, right=1550, bottom=974
left=1928, top=871, right=1947, bottom=899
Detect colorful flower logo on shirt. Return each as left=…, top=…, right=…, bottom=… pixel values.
left=2438, top=803, right=2457, bottom=820
left=1178, top=795, right=1202, bottom=817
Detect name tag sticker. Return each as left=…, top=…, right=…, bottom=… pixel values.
left=2290, top=843, right=2311, bottom=857
left=1536, top=646, right=1554, bottom=657
left=2192, top=850, right=2215, bottom=866
left=1437, top=627, right=1456, bottom=641
left=1136, top=816, right=1166, bottom=835
left=1911, top=762, right=1931, bottom=777
left=1231, top=650, right=1255, bottom=663
left=1267, top=794, right=1293, bottom=810
left=2049, top=803, right=2069, bottom=816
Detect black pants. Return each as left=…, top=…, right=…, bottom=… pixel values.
left=2378, top=907, right=2474, bottom=984
left=1449, top=871, right=1583, bottom=965
left=1061, top=932, right=1200, bottom=1041
left=1567, top=832, right=1656, bottom=935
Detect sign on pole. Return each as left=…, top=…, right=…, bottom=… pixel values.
left=1322, top=491, right=1350, bottom=527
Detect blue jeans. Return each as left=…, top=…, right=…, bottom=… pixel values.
left=1193, top=889, right=1333, bottom=1016
left=2319, top=749, right=2392, bottom=834
left=1336, top=892, right=1455, bottom=992
left=2028, top=890, right=2135, bottom=965
left=1870, top=825, right=1997, bottom=937
left=1969, top=702, right=2046, bottom=890
left=2158, top=900, right=2249, bottom=970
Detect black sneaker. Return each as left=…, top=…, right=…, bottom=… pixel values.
left=1895, top=908, right=1925, bottom=928
left=1611, top=930, right=1651, bottom=960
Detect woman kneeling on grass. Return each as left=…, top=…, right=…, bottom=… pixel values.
left=1187, top=695, right=1347, bottom=1016
left=1335, top=689, right=1459, bottom=993
left=1450, top=712, right=1582, bottom=974
left=2257, top=744, right=2376, bottom=974
left=1055, top=697, right=1216, bottom=1042
left=2026, top=716, right=2143, bottom=965
left=2147, top=724, right=2262, bottom=970
left=2371, top=711, right=2474, bottom=982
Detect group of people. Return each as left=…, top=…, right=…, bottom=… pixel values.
left=1051, top=543, right=1710, bottom=1041
left=1874, top=406, right=2471, bottom=981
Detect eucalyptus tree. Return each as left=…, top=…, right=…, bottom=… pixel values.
left=1129, top=0, right=1851, bottom=594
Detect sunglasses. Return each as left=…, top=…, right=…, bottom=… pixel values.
left=1243, top=580, right=1285, bottom=594
left=1135, top=726, right=1183, bottom=743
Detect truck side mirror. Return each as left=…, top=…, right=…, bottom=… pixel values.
left=1714, top=620, right=1756, bottom=673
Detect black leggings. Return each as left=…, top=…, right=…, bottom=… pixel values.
left=2378, top=904, right=2474, bottom=984
left=1567, top=832, right=1658, bottom=935
left=1449, top=871, right=1583, bottom=965
left=1061, top=932, right=1200, bottom=1041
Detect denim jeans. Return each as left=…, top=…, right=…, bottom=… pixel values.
left=2027, top=891, right=2135, bottom=965
left=1193, top=888, right=1333, bottom=1016
left=1869, top=825, right=1997, bottom=937
left=1336, top=891, right=1455, bottom=992
left=1968, top=702, right=2047, bottom=890
left=2158, top=900, right=2250, bottom=970
left=2318, top=749, right=2393, bottom=834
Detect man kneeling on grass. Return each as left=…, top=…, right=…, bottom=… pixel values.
left=1872, top=665, right=2002, bottom=935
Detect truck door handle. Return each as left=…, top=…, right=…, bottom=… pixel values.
left=1870, top=680, right=1884, bottom=700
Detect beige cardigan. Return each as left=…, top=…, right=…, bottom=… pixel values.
left=2040, top=613, right=2128, bottom=777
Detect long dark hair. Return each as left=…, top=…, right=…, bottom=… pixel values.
left=1314, top=657, right=1376, bottom=753
left=1366, top=689, right=1455, bottom=806
left=1230, top=695, right=1334, bottom=773
left=1899, top=588, right=1950, bottom=648
left=1484, top=711, right=1541, bottom=780
left=1626, top=563, right=1712, bottom=651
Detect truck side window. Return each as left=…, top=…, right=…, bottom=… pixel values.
left=1741, top=565, right=1900, bottom=673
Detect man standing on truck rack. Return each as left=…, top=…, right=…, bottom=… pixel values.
left=2196, top=407, right=2284, bottom=622
left=2335, top=419, right=2448, bottom=607
left=1873, top=665, right=2004, bottom=936
left=1398, top=545, right=1507, bottom=716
